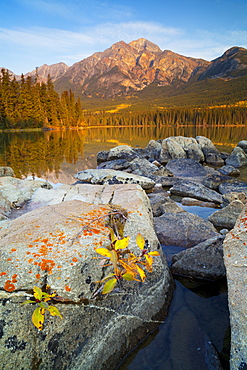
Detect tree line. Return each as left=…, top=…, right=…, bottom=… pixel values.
left=0, top=69, right=83, bottom=129
left=0, top=68, right=246, bottom=130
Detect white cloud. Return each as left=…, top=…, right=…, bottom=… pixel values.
left=1, top=21, right=246, bottom=73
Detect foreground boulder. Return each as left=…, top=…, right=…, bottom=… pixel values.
left=223, top=205, right=247, bottom=370
left=0, top=184, right=173, bottom=370
left=74, top=168, right=155, bottom=190
left=171, top=235, right=226, bottom=280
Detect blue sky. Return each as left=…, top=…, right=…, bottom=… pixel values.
left=1, top=0, right=247, bottom=75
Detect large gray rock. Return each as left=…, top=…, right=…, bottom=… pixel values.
left=163, top=138, right=187, bottom=159
left=171, top=235, right=226, bottom=280
left=129, top=157, right=168, bottom=181
left=0, top=184, right=173, bottom=370
left=196, top=136, right=224, bottom=165
left=165, top=158, right=215, bottom=182
left=167, top=136, right=205, bottom=162
left=208, top=200, right=244, bottom=229
left=225, top=146, right=247, bottom=168
left=74, top=168, right=155, bottom=190
left=107, top=145, right=139, bottom=162
left=223, top=206, right=247, bottom=370
left=237, top=140, right=247, bottom=151
left=154, top=212, right=218, bottom=248
left=170, top=180, right=223, bottom=204
left=219, top=179, right=247, bottom=195
left=97, top=158, right=130, bottom=170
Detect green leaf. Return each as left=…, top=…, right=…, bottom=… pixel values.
left=47, top=305, right=63, bottom=318
left=115, top=237, right=129, bottom=250
left=33, top=286, right=43, bottom=301
left=41, top=292, right=51, bottom=300
left=32, top=307, right=45, bottom=330
left=102, top=278, right=117, bottom=294
left=136, top=233, right=145, bottom=250
left=21, top=300, right=35, bottom=305
left=99, top=273, right=115, bottom=283
left=122, top=272, right=134, bottom=281
left=38, top=301, right=49, bottom=309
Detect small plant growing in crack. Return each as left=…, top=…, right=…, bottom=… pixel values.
left=22, top=286, right=63, bottom=330
left=94, top=232, right=160, bottom=294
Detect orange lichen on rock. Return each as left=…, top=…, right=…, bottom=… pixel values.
left=40, top=259, right=56, bottom=273
left=4, top=280, right=16, bottom=292
left=0, top=272, right=7, bottom=276
left=65, top=285, right=71, bottom=292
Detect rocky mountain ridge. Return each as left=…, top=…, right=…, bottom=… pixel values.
left=2, top=38, right=247, bottom=99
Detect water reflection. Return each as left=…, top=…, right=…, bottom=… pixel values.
left=1, top=125, right=247, bottom=183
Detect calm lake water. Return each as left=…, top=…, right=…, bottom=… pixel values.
left=1, top=125, right=247, bottom=183
left=1, top=125, right=244, bottom=369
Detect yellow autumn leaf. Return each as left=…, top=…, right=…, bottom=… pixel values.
left=115, top=237, right=129, bottom=250
left=148, top=251, right=160, bottom=256
left=136, top=265, right=146, bottom=282
left=32, top=307, right=45, bottom=330
left=145, top=254, right=153, bottom=268
left=33, top=286, right=43, bottom=301
left=136, top=233, right=145, bottom=250
left=95, top=248, right=112, bottom=258
left=102, top=278, right=117, bottom=294
left=47, top=305, right=63, bottom=318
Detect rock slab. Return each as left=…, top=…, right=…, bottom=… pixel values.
left=223, top=206, right=247, bottom=370
left=0, top=184, right=173, bottom=370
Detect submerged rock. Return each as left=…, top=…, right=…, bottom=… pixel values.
left=171, top=235, right=226, bottom=280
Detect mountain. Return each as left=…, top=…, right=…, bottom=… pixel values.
left=198, top=46, right=247, bottom=81
left=54, top=38, right=210, bottom=98
left=3, top=39, right=247, bottom=109
left=24, top=62, right=69, bottom=82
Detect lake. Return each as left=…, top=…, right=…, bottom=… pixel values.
left=1, top=125, right=247, bottom=183
left=1, top=124, right=245, bottom=369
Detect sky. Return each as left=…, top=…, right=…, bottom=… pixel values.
left=1, top=0, right=247, bottom=75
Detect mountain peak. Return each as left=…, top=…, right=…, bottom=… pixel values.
left=129, top=38, right=161, bottom=53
